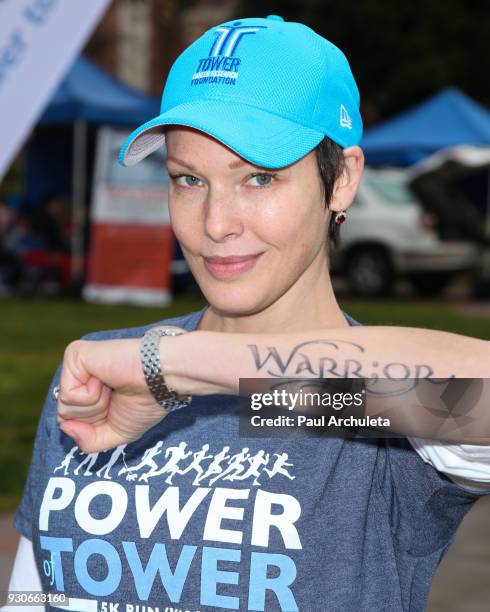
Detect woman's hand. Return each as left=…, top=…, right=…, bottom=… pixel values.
left=57, top=338, right=168, bottom=453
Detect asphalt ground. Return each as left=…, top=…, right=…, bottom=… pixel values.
left=1, top=496, right=489, bottom=610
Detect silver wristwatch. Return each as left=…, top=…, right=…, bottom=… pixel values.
left=140, top=325, right=192, bottom=412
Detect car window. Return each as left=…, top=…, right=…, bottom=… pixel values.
left=364, top=174, right=414, bottom=204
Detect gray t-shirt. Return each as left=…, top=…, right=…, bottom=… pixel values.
left=14, top=306, right=485, bottom=611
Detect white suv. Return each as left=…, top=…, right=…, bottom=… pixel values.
left=330, top=168, right=478, bottom=296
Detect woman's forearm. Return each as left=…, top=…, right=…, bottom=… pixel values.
left=57, top=325, right=489, bottom=452
left=164, top=326, right=489, bottom=395
left=163, top=326, right=490, bottom=444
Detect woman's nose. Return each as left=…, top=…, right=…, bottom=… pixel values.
left=203, top=187, right=244, bottom=242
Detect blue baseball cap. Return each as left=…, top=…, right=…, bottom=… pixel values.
left=119, top=15, right=362, bottom=169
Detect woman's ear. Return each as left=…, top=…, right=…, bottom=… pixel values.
left=329, top=146, right=364, bottom=213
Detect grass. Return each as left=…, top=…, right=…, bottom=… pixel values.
left=0, top=294, right=489, bottom=513
left=339, top=297, right=490, bottom=338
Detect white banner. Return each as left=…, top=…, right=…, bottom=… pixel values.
left=90, top=127, right=170, bottom=226
left=0, top=0, right=111, bottom=179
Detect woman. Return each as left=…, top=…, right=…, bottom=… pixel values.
left=7, top=15, right=490, bottom=612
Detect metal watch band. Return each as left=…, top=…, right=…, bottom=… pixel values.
left=140, top=325, right=192, bottom=412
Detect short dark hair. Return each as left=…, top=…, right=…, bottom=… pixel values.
left=314, top=137, right=346, bottom=248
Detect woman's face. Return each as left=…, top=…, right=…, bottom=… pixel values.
left=165, top=127, right=331, bottom=316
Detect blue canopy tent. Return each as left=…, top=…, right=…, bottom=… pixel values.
left=39, top=55, right=160, bottom=125
left=26, top=56, right=160, bottom=281
left=361, top=87, right=490, bottom=166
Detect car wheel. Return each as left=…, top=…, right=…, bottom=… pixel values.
left=410, top=273, right=452, bottom=297
left=345, top=247, right=394, bottom=297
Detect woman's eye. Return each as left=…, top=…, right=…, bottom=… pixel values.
left=249, top=173, right=276, bottom=187
left=170, top=174, right=202, bottom=187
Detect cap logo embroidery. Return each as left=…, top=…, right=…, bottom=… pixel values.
left=340, top=104, right=353, bottom=129
left=191, top=22, right=266, bottom=86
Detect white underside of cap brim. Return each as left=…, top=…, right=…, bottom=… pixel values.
left=124, top=129, right=166, bottom=165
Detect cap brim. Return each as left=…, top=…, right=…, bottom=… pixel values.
left=119, top=99, right=325, bottom=169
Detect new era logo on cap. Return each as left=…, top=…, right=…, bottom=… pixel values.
left=340, top=104, right=352, bottom=129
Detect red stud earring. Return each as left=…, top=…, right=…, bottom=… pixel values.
left=334, top=211, right=347, bottom=224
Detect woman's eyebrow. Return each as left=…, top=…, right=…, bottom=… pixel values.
left=228, top=159, right=251, bottom=169
left=228, top=159, right=276, bottom=170
left=166, top=156, right=197, bottom=171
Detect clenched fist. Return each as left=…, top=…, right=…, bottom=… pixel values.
left=57, top=338, right=168, bottom=453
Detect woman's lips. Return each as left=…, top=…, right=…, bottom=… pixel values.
left=203, top=253, right=263, bottom=278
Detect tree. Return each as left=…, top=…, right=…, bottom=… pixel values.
left=237, top=0, right=490, bottom=124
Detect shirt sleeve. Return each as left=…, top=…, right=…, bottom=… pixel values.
left=407, top=436, right=490, bottom=491
left=378, top=437, right=484, bottom=561
left=12, top=365, right=61, bottom=540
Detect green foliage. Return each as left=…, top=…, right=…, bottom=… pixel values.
left=0, top=295, right=488, bottom=512
left=0, top=155, right=24, bottom=199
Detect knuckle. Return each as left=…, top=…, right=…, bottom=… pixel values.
left=64, top=339, right=85, bottom=359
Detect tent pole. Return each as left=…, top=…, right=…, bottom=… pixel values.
left=71, top=119, right=87, bottom=284
left=486, top=168, right=490, bottom=239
